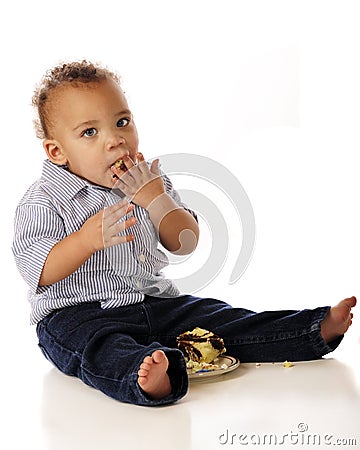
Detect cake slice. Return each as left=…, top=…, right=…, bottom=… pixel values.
left=177, top=327, right=226, bottom=364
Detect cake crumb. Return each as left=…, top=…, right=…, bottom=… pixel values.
left=283, top=360, right=294, bottom=368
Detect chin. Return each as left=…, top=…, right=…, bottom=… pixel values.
left=84, top=175, right=113, bottom=189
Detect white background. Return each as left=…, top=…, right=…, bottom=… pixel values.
left=1, top=1, right=360, bottom=449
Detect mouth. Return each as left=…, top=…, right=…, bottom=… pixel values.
left=112, top=159, right=127, bottom=171
left=111, top=159, right=127, bottom=179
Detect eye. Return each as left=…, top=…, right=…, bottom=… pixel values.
left=82, top=127, right=97, bottom=137
left=117, top=118, right=130, bottom=128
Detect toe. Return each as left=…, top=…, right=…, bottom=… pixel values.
left=346, top=296, right=357, bottom=307
left=138, top=375, right=147, bottom=387
left=139, top=362, right=151, bottom=371
left=143, top=356, right=153, bottom=365
left=152, top=350, right=166, bottom=364
left=138, top=368, right=148, bottom=377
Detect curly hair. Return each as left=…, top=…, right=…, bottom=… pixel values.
left=32, top=60, right=120, bottom=139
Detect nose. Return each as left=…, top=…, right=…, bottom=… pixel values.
left=106, top=129, right=126, bottom=151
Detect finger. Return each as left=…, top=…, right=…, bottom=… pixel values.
left=118, top=161, right=138, bottom=183
left=111, top=156, right=136, bottom=180
left=122, top=154, right=137, bottom=172
left=104, top=198, right=130, bottom=213
left=103, top=200, right=133, bottom=224
left=150, top=158, right=160, bottom=175
left=113, top=177, right=136, bottom=199
left=137, top=152, right=145, bottom=163
left=103, top=214, right=137, bottom=245
left=110, top=160, right=129, bottom=181
left=112, top=215, right=137, bottom=232
left=112, top=175, right=132, bottom=193
left=112, top=176, right=128, bottom=189
left=110, top=205, right=135, bottom=224
left=126, top=202, right=135, bottom=214
left=135, top=152, right=150, bottom=174
left=111, top=169, right=130, bottom=186
left=104, top=233, right=135, bottom=248
left=118, top=215, right=137, bottom=229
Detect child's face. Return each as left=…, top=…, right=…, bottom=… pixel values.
left=43, top=79, right=139, bottom=188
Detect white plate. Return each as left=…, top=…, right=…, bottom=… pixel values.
left=187, top=355, right=240, bottom=381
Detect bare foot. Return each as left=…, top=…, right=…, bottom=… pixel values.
left=138, top=350, right=172, bottom=400
left=321, top=296, right=357, bottom=343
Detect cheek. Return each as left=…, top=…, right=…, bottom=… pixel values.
left=130, top=137, right=139, bottom=158
left=71, top=158, right=97, bottom=177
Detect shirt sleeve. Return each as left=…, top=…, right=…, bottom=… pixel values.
left=161, top=172, right=198, bottom=222
left=12, top=203, right=66, bottom=292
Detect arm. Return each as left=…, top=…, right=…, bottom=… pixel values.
left=146, top=192, right=199, bottom=255
left=112, top=153, right=199, bottom=255
left=39, top=230, right=94, bottom=286
left=39, top=200, right=136, bottom=286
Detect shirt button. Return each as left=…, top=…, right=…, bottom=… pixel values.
left=139, top=254, right=146, bottom=263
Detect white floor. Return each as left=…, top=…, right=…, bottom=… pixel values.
left=3, top=314, right=359, bottom=450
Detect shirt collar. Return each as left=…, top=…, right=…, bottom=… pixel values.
left=41, top=159, right=111, bottom=200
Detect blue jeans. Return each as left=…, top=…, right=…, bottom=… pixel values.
left=36, top=295, right=342, bottom=406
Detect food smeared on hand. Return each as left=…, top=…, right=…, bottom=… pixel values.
left=177, top=327, right=226, bottom=373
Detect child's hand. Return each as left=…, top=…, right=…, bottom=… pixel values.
left=80, top=199, right=136, bottom=253
left=111, top=152, right=165, bottom=209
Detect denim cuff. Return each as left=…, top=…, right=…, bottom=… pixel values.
left=309, top=306, right=344, bottom=358
left=134, top=347, right=188, bottom=407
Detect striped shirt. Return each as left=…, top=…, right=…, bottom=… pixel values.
left=12, top=159, right=196, bottom=325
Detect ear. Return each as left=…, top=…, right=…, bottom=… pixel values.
left=43, top=139, right=67, bottom=165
